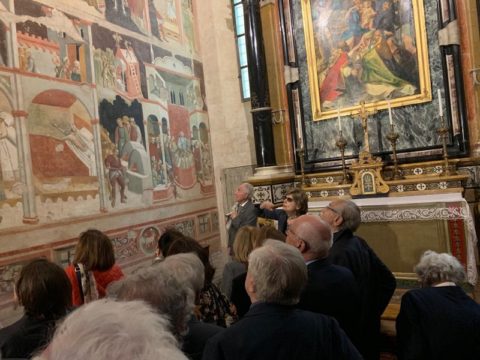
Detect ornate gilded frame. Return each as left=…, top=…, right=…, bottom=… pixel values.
left=301, top=0, right=432, bottom=121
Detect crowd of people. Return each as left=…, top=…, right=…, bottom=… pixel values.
left=0, top=184, right=479, bottom=360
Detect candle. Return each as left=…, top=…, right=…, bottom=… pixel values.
left=337, top=109, right=342, bottom=132
left=438, top=89, right=443, bottom=117
left=296, top=112, right=303, bottom=149
left=388, top=100, right=393, bottom=126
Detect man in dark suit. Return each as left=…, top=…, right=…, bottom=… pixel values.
left=286, top=214, right=361, bottom=348
left=321, top=199, right=396, bottom=360
left=227, top=182, right=257, bottom=249
left=202, top=240, right=362, bottom=360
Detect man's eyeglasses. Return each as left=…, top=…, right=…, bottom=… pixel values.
left=325, top=205, right=341, bottom=215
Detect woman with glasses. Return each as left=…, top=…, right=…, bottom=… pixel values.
left=257, top=188, right=308, bottom=234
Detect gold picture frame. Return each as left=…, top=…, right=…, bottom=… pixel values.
left=301, top=0, right=431, bottom=121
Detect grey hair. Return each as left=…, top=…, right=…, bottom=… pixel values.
left=33, top=299, right=187, bottom=360
left=415, top=250, right=466, bottom=287
left=241, top=183, right=254, bottom=199
left=160, top=253, right=205, bottom=295
left=337, top=200, right=361, bottom=231
left=248, top=240, right=307, bottom=305
left=107, top=265, right=193, bottom=338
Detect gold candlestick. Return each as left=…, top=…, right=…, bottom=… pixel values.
left=437, top=116, right=456, bottom=176
left=386, top=123, right=403, bottom=180
left=335, top=131, right=351, bottom=184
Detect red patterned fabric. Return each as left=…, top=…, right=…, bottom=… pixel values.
left=65, top=264, right=124, bottom=306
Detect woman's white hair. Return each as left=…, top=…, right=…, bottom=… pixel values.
left=160, top=253, right=205, bottom=295
left=33, top=299, right=187, bottom=360
left=248, top=240, right=307, bottom=305
left=107, top=265, right=193, bottom=337
left=415, top=250, right=466, bottom=287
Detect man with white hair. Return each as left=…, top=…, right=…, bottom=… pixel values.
left=287, top=215, right=361, bottom=347
left=320, top=199, right=396, bottom=360
left=33, top=299, right=187, bottom=360
left=227, top=182, right=257, bottom=249
left=203, top=240, right=361, bottom=360
left=396, top=250, right=480, bottom=360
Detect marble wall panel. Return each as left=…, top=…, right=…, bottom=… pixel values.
left=292, top=0, right=451, bottom=164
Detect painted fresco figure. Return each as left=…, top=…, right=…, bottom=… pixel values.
left=160, top=120, right=174, bottom=174
left=157, top=12, right=168, bottom=41
left=0, top=112, right=18, bottom=182
left=192, top=139, right=202, bottom=179
left=167, top=0, right=176, bottom=20
left=100, top=49, right=117, bottom=88
left=174, top=131, right=193, bottom=169
left=0, top=166, right=5, bottom=201
left=25, top=50, right=36, bottom=73
left=104, top=146, right=127, bottom=207
left=201, top=143, right=213, bottom=180
left=129, top=117, right=143, bottom=145
left=53, top=55, right=70, bottom=79
left=70, top=60, right=81, bottom=82
left=114, top=117, right=129, bottom=157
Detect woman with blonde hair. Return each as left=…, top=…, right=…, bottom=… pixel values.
left=221, top=226, right=258, bottom=298
left=65, top=229, right=124, bottom=306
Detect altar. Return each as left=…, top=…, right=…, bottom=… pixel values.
left=309, top=193, right=478, bottom=285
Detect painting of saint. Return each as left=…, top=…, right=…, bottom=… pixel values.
left=0, top=112, right=19, bottom=182
left=302, top=0, right=430, bottom=120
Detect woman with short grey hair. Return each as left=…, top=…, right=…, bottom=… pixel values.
left=396, top=250, right=480, bottom=360
left=161, top=253, right=224, bottom=360
left=414, top=250, right=466, bottom=287
left=108, top=265, right=193, bottom=338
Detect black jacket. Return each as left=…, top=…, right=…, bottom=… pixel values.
left=298, top=258, right=361, bottom=347
left=328, top=228, right=396, bottom=360
left=0, top=315, right=57, bottom=359
left=396, top=286, right=480, bottom=360
left=202, top=302, right=362, bottom=360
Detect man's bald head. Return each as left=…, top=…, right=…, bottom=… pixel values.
left=288, top=215, right=333, bottom=260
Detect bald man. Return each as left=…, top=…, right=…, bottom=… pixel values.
left=286, top=215, right=361, bottom=349
left=320, top=200, right=396, bottom=360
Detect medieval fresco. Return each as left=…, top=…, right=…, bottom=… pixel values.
left=0, top=0, right=214, bottom=228
left=0, top=103, right=21, bottom=207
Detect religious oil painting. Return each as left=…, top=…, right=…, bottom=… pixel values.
left=301, top=0, right=431, bottom=121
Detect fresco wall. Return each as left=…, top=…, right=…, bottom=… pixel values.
left=0, top=0, right=218, bottom=323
